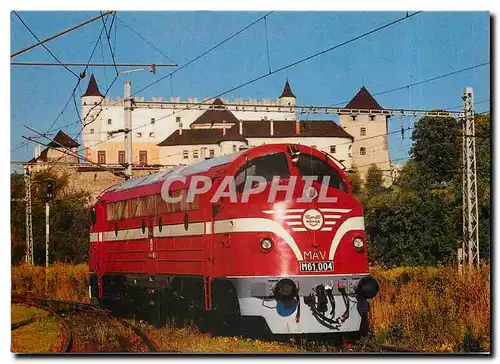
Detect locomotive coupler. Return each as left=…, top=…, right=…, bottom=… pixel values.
left=314, top=284, right=328, bottom=314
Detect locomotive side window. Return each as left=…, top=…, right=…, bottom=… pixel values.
left=130, top=198, right=143, bottom=218
left=235, top=152, right=290, bottom=191
left=116, top=200, right=129, bottom=220
left=296, top=153, right=348, bottom=192
left=106, top=203, right=116, bottom=221
left=154, top=191, right=199, bottom=214
left=106, top=192, right=199, bottom=221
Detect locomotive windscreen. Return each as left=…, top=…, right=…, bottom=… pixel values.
left=296, top=153, right=348, bottom=192
left=235, top=152, right=290, bottom=190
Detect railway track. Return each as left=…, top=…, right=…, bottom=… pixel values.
left=11, top=294, right=157, bottom=353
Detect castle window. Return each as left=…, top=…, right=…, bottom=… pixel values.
left=176, top=116, right=181, bottom=123
left=209, top=149, right=215, bottom=158
left=183, top=150, right=189, bottom=159
left=118, top=150, right=125, bottom=164
left=136, top=132, right=142, bottom=138
left=330, top=145, right=336, bottom=154
left=193, top=150, right=199, bottom=159
left=149, top=132, right=155, bottom=138
left=90, top=129, right=95, bottom=134
left=107, top=119, right=112, bottom=125
left=232, top=145, right=237, bottom=152
left=139, top=150, right=148, bottom=165
left=360, top=127, right=366, bottom=136
left=151, top=118, right=156, bottom=124
left=360, top=147, right=366, bottom=156
left=97, top=150, right=106, bottom=164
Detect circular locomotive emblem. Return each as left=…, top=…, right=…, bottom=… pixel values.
left=302, top=209, right=324, bottom=230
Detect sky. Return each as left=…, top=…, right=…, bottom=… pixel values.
left=10, top=11, right=490, bottom=169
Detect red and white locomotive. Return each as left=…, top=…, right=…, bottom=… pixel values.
left=89, top=143, right=379, bottom=335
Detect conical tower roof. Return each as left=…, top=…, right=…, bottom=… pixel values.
left=82, top=74, right=104, bottom=97
left=345, top=86, right=382, bottom=110
left=279, top=80, right=296, bottom=98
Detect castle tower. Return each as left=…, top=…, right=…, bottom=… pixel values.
left=278, top=80, right=297, bottom=107
left=339, top=86, right=391, bottom=184
left=81, top=74, right=105, bottom=162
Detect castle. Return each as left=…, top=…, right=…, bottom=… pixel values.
left=29, top=75, right=392, bottom=201
left=79, top=75, right=391, bottom=179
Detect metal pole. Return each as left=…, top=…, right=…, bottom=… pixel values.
left=462, top=87, right=479, bottom=270
left=24, top=165, right=34, bottom=265
left=124, top=81, right=133, bottom=179
left=11, top=11, right=113, bottom=58
left=458, top=247, right=463, bottom=276
left=46, top=202, right=50, bottom=268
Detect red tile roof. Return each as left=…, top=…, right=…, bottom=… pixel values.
left=82, top=74, right=104, bottom=97
left=345, top=86, right=382, bottom=110
left=28, top=148, right=48, bottom=164
left=158, top=119, right=353, bottom=147
left=240, top=120, right=353, bottom=139
left=190, top=98, right=240, bottom=126
left=157, top=127, right=247, bottom=146
left=48, top=130, right=79, bottom=148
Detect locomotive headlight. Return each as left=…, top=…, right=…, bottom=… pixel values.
left=260, top=238, right=273, bottom=251
left=353, top=237, right=364, bottom=251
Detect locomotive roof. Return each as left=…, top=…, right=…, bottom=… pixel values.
left=106, top=151, right=244, bottom=193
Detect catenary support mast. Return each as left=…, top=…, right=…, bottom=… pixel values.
left=124, top=81, right=133, bottom=179
left=462, top=87, right=480, bottom=269
left=24, top=165, right=34, bottom=265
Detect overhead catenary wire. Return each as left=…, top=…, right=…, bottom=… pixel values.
left=116, top=16, right=176, bottom=64
left=99, top=11, right=119, bottom=76
left=39, top=11, right=277, bottom=137
left=264, top=15, right=272, bottom=74
left=13, top=11, right=80, bottom=80
left=10, top=11, right=113, bottom=58
left=131, top=11, right=275, bottom=97
left=11, top=12, right=114, bottom=153
left=329, top=62, right=490, bottom=107
left=31, top=14, right=121, bottom=171
left=65, top=11, right=423, bottom=157
left=23, top=126, right=125, bottom=176
left=11, top=62, right=177, bottom=68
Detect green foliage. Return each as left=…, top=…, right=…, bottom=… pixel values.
left=363, top=114, right=490, bottom=267
left=11, top=170, right=91, bottom=265
left=347, top=165, right=362, bottom=196
left=409, top=115, right=462, bottom=184
left=364, top=165, right=385, bottom=196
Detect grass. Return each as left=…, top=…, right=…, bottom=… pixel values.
left=11, top=262, right=490, bottom=353
left=11, top=263, right=89, bottom=302
left=145, top=325, right=300, bottom=353
left=368, top=263, right=490, bottom=352
left=11, top=304, right=48, bottom=323
left=11, top=310, right=63, bottom=353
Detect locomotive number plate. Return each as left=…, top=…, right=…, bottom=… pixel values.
left=300, top=261, right=334, bottom=272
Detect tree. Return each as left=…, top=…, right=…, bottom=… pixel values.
left=10, top=169, right=91, bottom=265
left=347, top=165, right=362, bottom=196
left=362, top=112, right=491, bottom=267
left=364, top=188, right=458, bottom=266
left=364, top=165, right=384, bottom=196
left=409, top=115, right=462, bottom=184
